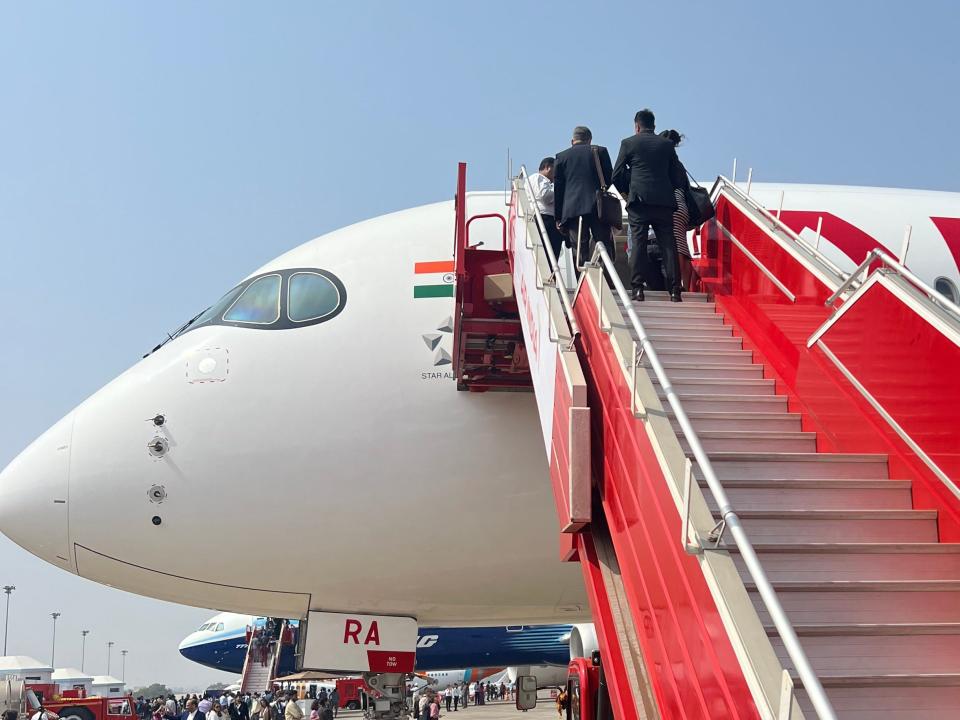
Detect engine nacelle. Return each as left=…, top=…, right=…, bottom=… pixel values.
left=569, top=623, right=598, bottom=661
left=506, top=665, right=568, bottom=688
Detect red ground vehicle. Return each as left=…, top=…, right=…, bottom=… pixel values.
left=25, top=683, right=137, bottom=720
left=565, top=657, right=610, bottom=720
left=334, top=678, right=368, bottom=710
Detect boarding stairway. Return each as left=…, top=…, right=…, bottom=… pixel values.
left=451, top=163, right=960, bottom=719
left=240, top=620, right=290, bottom=694
left=613, top=287, right=960, bottom=717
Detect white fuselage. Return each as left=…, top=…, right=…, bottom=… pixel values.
left=2, top=182, right=959, bottom=630
left=0, top=193, right=586, bottom=625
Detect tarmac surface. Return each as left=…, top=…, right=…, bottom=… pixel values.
left=335, top=698, right=558, bottom=720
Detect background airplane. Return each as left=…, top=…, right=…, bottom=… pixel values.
left=179, top=613, right=574, bottom=674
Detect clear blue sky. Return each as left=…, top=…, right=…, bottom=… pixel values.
left=0, top=0, right=957, bottom=688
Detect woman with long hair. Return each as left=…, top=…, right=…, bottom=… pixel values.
left=659, top=129, right=695, bottom=290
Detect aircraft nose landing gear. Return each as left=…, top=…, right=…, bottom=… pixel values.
left=362, top=673, right=409, bottom=720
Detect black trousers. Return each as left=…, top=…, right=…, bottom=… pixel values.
left=540, top=213, right=566, bottom=267
left=565, top=213, right=614, bottom=270
left=628, top=204, right=680, bottom=293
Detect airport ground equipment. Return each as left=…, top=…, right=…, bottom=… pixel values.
left=1, top=678, right=137, bottom=720
left=334, top=678, right=368, bottom=711
left=452, top=162, right=960, bottom=719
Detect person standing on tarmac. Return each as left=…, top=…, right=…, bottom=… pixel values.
left=283, top=692, right=303, bottom=720
left=418, top=693, right=431, bottom=720
left=229, top=696, right=250, bottom=720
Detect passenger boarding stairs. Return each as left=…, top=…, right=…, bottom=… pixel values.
left=240, top=620, right=288, bottom=694
left=448, top=163, right=960, bottom=720
left=615, top=289, right=960, bottom=718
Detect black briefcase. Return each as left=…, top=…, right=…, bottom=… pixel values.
left=592, top=146, right=624, bottom=230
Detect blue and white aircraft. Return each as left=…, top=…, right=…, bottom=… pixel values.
left=179, top=613, right=577, bottom=674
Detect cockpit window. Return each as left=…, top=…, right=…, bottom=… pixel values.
left=224, top=274, right=282, bottom=325
left=148, top=267, right=347, bottom=354
left=288, top=272, right=342, bottom=322
left=215, top=622, right=225, bottom=631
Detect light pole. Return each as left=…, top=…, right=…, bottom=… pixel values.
left=81, top=630, right=90, bottom=672
left=2, top=586, right=14, bottom=655
left=106, top=641, right=114, bottom=675
left=120, top=650, right=128, bottom=681
left=50, top=612, right=61, bottom=666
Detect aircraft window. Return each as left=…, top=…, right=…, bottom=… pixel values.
left=935, top=277, right=959, bottom=304
left=288, top=272, right=342, bottom=322
left=149, top=268, right=347, bottom=353
left=198, top=624, right=209, bottom=631
left=193, top=286, right=245, bottom=328
left=215, top=623, right=225, bottom=631
left=224, top=274, right=282, bottom=324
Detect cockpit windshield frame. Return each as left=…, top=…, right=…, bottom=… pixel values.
left=154, top=268, right=347, bottom=350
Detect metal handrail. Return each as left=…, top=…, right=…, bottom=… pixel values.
left=825, top=247, right=960, bottom=320
left=591, top=241, right=838, bottom=720
left=516, top=166, right=580, bottom=341
left=711, top=176, right=850, bottom=284
left=465, top=213, right=507, bottom=251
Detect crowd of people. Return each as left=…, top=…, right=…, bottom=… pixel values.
left=135, top=677, right=513, bottom=720
left=134, top=688, right=334, bottom=720
left=411, top=680, right=511, bottom=720
left=528, top=108, right=706, bottom=302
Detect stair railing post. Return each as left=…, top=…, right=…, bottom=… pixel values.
left=778, top=669, right=795, bottom=720
left=681, top=458, right=701, bottom=555
left=630, top=340, right=646, bottom=418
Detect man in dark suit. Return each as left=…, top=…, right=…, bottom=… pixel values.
left=180, top=699, right=203, bottom=720
left=229, top=696, right=250, bottom=720
left=612, top=109, right=686, bottom=301
left=553, top=126, right=615, bottom=270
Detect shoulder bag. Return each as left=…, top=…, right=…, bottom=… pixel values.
left=592, top=146, right=623, bottom=229
left=684, top=169, right=715, bottom=228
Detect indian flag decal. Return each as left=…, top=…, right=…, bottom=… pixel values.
left=414, top=260, right=455, bottom=298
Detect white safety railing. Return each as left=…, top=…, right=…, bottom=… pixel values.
left=588, top=242, right=837, bottom=720
left=516, top=166, right=580, bottom=342
left=823, top=246, right=960, bottom=320
left=710, top=175, right=850, bottom=285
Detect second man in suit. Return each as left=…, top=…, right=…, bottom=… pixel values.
left=553, top=126, right=615, bottom=270
left=612, top=109, right=686, bottom=301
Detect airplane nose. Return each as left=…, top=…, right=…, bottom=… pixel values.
left=0, top=411, right=75, bottom=569
left=178, top=635, right=200, bottom=659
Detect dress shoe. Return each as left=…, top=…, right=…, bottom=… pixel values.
left=631, top=287, right=645, bottom=301
left=670, top=291, right=682, bottom=303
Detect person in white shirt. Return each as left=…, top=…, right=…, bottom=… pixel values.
left=528, top=157, right=567, bottom=266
